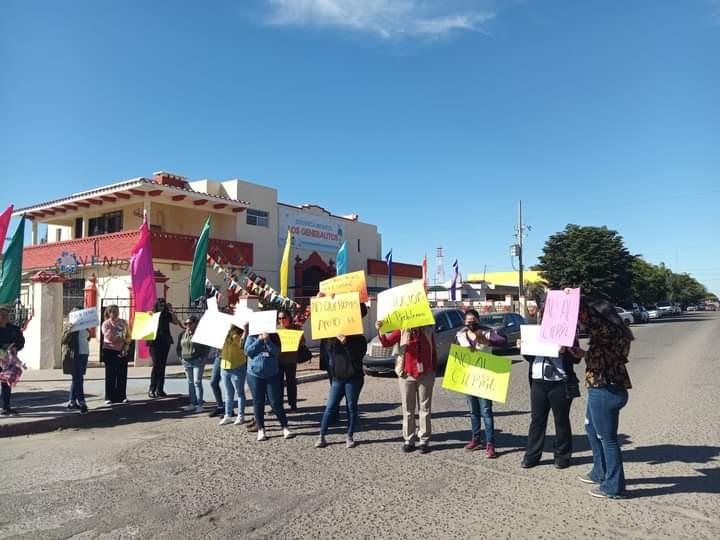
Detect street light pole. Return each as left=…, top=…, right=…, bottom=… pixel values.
left=518, top=200, right=524, bottom=303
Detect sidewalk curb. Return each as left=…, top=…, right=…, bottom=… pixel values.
left=1, top=371, right=327, bottom=439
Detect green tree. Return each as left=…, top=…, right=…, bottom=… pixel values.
left=669, top=272, right=707, bottom=305
left=629, top=257, right=670, bottom=305
left=535, top=224, right=634, bottom=303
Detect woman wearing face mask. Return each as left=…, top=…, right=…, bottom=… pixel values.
left=147, top=298, right=183, bottom=398
left=455, top=309, right=507, bottom=458
left=277, top=309, right=302, bottom=412
left=576, top=300, right=634, bottom=499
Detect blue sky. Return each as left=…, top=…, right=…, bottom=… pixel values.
left=1, top=0, right=719, bottom=293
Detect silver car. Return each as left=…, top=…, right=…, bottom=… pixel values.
left=362, top=308, right=465, bottom=375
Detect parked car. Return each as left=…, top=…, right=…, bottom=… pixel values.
left=705, top=303, right=717, bottom=311
left=687, top=304, right=698, bottom=312
left=637, top=305, right=650, bottom=323
left=646, top=305, right=662, bottom=319
left=672, top=303, right=682, bottom=315
left=620, top=303, right=642, bottom=323
left=697, top=303, right=706, bottom=311
left=657, top=301, right=674, bottom=317
left=362, top=309, right=526, bottom=375
left=615, top=307, right=634, bottom=326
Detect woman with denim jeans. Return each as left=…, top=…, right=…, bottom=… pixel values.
left=454, top=309, right=507, bottom=459
left=315, top=317, right=368, bottom=449
left=207, top=350, right=224, bottom=417
left=244, top=331, right=293, bottom=441
left=576, top=300, right=633, bottom=499
left=218, top=324, right=249, bottom=426
left=175, top=316, right=210, bottom=413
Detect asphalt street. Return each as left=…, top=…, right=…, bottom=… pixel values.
left=1, top=313, right=718, bottom=539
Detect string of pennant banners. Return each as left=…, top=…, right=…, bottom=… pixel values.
left=205, top=252, right=301, bottom=312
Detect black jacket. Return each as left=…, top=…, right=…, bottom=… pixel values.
left=0, top=323, right=25, bottom=352
left=524, top=347, right=581, bottom=386
left=321, top=334, right=367, bottom=380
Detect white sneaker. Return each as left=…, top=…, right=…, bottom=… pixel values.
left=257, top=429, right=267, bottom=441
left=234, top=416, right=245, bottom=425
left=218, top=416, right=233, bottom=426
left=194, top=405, right=204, bottom=413
left=283, top=427, right=295, bottom=440
left=104, top=400, right=112, bottom=405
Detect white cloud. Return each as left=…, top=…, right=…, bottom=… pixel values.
left=264, top=0, right=496, bottom=38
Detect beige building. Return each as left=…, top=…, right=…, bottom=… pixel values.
left=15, top=171, right=421, bottom=369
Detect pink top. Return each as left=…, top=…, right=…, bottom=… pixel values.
left=102, top=319, right=128, bottom=351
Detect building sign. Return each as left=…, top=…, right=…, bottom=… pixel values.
left=278, top=208, right=344, bottom=254
left=55, top=251, right=130, bottom=273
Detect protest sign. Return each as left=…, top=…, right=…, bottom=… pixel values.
left=539, top=288, right=581, bottom=347
left=69, top=307, right=99, bottom=332
left=278, top=329, right=304, bottom=352
left=207, top=295, right=218, bottom=312
left=232, top=306, right=253, bottom=328
left=319, top=270, right=369, bottom=303
left=377, top=280, right=435, bottom=333
left=131, top=312, right=161, bottom=340
left=192, top=311, right=234, bottom=349
left=310, top=291, right=363, bottom=340
left=249, top=310, right=278, bottom=336
left=442, top=344, right=512, bottom=403
left=520, top=324, right=560, bottom=358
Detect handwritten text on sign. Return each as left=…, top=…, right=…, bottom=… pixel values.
left=442, top=344, right=512, bottom=403
left=69, top=307, right=99, bottom=332
left=310, top=292, right=363, bottom=340
left=278, top=329, right=304, bottom=352
left=319, top=270, right=369, bottom=303
left=377, top=280, right=435, bottom=333
left=539, top=288, right=581, bottom=347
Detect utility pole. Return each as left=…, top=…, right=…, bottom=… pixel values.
left=518, top=200, right=524, bottom=303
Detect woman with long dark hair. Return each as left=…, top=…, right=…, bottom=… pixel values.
left=577, top=299, right=634, bottom=499
left=147, top=298, right=183, bottom=398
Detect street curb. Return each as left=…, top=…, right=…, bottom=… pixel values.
left=1, top=371, right=327, bottom=439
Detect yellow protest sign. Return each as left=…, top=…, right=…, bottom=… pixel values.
left=377, top=280, right=435, bottom=333
left=131, top=311, right=161, bottom=340
left=310, top=291, right=364, bottom=340
left=278, top=329, right=304, bottom=352
left=319, top=270, right=369, bottom=303
left=442, top=344, right=512, bottom=403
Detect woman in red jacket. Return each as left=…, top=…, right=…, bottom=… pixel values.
left=376, top=321, right=437, bottom=454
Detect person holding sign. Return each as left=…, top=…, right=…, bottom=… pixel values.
left=376, top=321, right=437, bottom=454
left=277, top=309, right=302, bottom=412
left=147, top=299, right=184, bottom=399
left=101, top=305, right=131, bottom=404
left=315, top=304, right=369, bottom=449
left=576, top=300, right=633, bottom=499
left=454, top=309, right=507, bottom=459
left=219, top=324, right=249, bottom=426
left=244, top=330, right=294, bottom=441
left=175, top=316, right=210, bottom=413
left=62, top=306, right=92, bottom=414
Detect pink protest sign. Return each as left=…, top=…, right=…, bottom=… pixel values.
left=539, top=288, right=581, bottom=347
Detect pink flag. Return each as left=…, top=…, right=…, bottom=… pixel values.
left=130, top=213, right=157, bottom=358
left=0, top=205, right=13, bottom=251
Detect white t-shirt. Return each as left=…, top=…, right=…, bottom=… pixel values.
left=531, top=355, right=566, bottom=382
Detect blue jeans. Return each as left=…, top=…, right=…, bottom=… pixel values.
left=222, top=365, right=247, bottom=419
left=320, top=378, right=362, bottom=438
left=210, top=354, right=223, bottom=408
left=69, top=354, right=89, bottom=404
left=246, top=372, right=287, bottom=430
left=467, top=395, right=494, bottom=443
left=182, top=357, right=205, bottom=406
left=586, top=386, right=629, bottom=496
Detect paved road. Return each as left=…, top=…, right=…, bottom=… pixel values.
left=2, top=313, right=718, bottom=539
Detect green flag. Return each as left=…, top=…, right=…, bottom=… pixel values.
left=0, top=217, right=24, bottom=305
left=190, top=216, right=211, bottom=302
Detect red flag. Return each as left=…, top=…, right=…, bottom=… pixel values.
left=422, top=255, right=428, bottom=292
left=0, top=205, right=13, bottom=251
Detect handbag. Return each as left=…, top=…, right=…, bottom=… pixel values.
left=565, top=372, right=581, bottom=399
left=297, top=344, right=313, bottom=364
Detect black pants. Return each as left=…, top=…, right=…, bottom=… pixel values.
left=524, top=379, right=573, bottom=463
left=103, top=349, right=128, bottom=403
left=1, top=381, right=11, bottom=410
left=279, top=361, right=298, bottom=409
left=149, top=342, right=171, bottom=394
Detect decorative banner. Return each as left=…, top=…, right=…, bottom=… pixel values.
left=310, top=291, right=363, bottom=340
left=192, top=311, right=234, bottom=349
left=520, top=324, right=560, bottom=358
left=377, top=280, right=435, bottom=333
left=319, top=270, right=369, bottom=303
left=68, top=307, right=99, bottom=332
left=131, top=311, right=161, bottom=340
left=249, top=310, right=278, bottom=336
left=442, top=344, right=512, bottom=403
left=278, top=329, right=304, bottom=352
left=539, top=288, right=581, bottom=347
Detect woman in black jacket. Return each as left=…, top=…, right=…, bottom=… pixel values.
left=521, top=343, right=583, bottom=469
left=147, top=298, right=183, bottom=398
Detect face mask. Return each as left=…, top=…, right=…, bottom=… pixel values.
left=467, top=322, right=479, bottom=331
